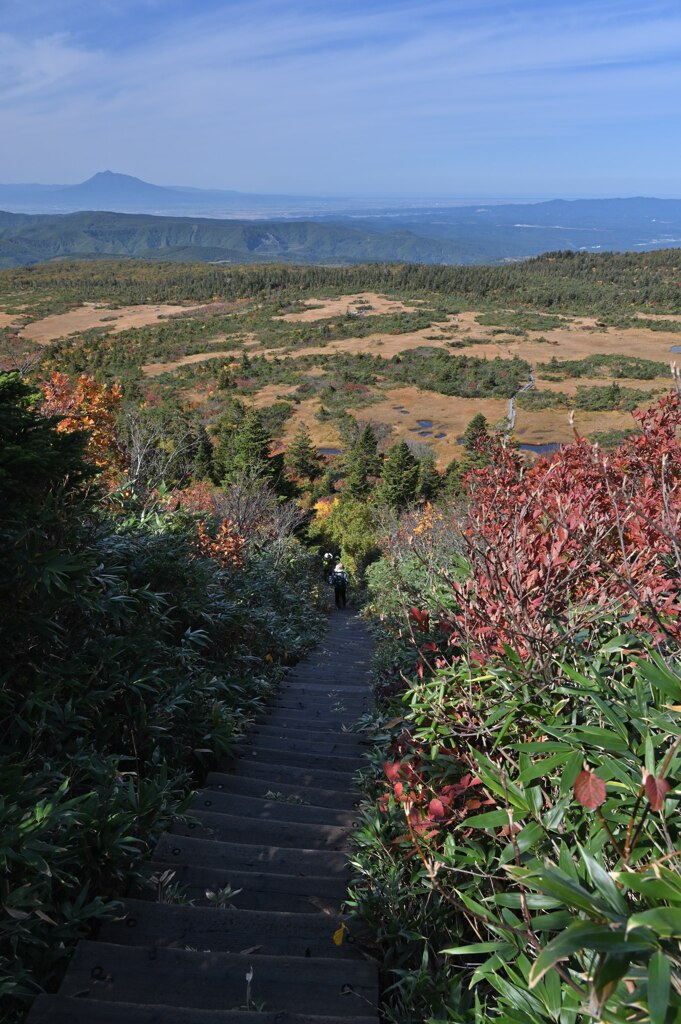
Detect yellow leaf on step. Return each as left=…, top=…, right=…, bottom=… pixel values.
left=332, top=923, right=347, bottom=946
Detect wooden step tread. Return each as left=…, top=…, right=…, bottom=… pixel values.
left=270, top=689, right=369, bottom=703
left=259, top=712, right=368, bottom=732
left=99, top=899, right=365, bottom=960
left=58, top=941, right=379, bottom=1016
left=232, top=745, right=362, bottom=774
left=278, top=684, right=371, bottom=696
left=153, top=834, right=349, bottom=876
left=263, top=712, right=368, bottom=732
left=229, top=760, right=360, bottom=791
left=142, top=864, right=347, bottom=913
left=29, top=995, right=378, bottom=1024
left=205, top=773, right=360, bottom=811
left=246, top=734, right=366, bottom=755
left=267, top=703, right=370, bottom=718
left=171, top=809, right=350, bottom=851
left=271, top=691, right=370, bottom=706
left=251, top=723, right=368, bottom=744
left=191, top=790, right=357, bottom=827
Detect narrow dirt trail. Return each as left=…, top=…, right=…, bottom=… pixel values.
left=28, top=612, right=379, bottom=1024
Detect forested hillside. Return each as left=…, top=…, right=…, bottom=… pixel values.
left=0, top=211, right=465, bottom=269
left=2, top=249, right=680, bottom=315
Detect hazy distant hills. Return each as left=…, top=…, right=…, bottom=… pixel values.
left=0, top=171, right=357, bottom=218
left=1, top=172, right=681, bottom=268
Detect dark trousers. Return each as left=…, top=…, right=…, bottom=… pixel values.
left=334, top=582, right=347, bottom=608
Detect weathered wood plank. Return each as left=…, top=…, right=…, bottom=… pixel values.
left=250, top=723, right=367, bottom=747
left=204, top=773, right=358, bottom=811
left=228, top=760, right=359, bottom=792
left=170, top=809, right=350, bottom=851
left=58, top=942, right=379, bottom=1016
left=153, top=834, right=349, bottom=876
left=141, top=864, right=347, bottom=913
left=263, top=711, right=367, bottom=732
left=278, top=683, right=371, bottom=697
left=237, top=736, right=364, bottom=760
left=98, top=900, right=365, bottom=960
left=29, top=995, right=378, bottom=1024
left=190, top=790, right=357, bottom=827
left=232, top=745, right=362, bottom=774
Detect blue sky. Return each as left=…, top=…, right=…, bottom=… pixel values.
left=2, top=0, right=681, bottom=197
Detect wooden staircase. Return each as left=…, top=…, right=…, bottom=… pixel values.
left=28, top=613, right=379, bottom=1024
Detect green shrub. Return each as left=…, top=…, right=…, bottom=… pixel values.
left=573, top=382, right=659, bottom=411
left=538, top=354, right=667, bottom=380
left=515, top=389, right=570, bottom=410
left=351, top=637, right=681, bottom=1023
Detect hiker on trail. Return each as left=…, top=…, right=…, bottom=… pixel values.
left=323, top=551, right=335, bottom=578
left=332, top=562, right=349, bottom=609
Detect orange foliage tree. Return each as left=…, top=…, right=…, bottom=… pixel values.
left=171, top=481, right=245, bottom=569
left=40, top=372, right=126, bottom=480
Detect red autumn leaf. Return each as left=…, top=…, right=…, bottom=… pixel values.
left=384, top=761, right=402, bottom=782
left=645, top=774, right=670, bottom=812
left=428, top=798, right=446, bottom=820
left=574, top=769, right=607, bottom=810
left=409, top=607, right=430, bottom=632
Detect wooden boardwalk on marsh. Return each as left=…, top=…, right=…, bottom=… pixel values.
left=29, top=612, right=379, bottom=1024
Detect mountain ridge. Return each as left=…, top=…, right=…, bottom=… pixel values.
left=1, top=194, right=681, bottom=269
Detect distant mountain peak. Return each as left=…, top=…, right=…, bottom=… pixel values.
left=61, top=171, right=173, bottom=198
left=84, top=170, right=145, bottom=184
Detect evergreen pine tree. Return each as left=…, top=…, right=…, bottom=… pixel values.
left=211, top=399, right=247, bottom=481
left=463, top=412, right=489, bottom=450
left=344, top=424, right=381, bottom=498
left=442, top=456, right=464, bottom=497
left=285, top=423, right=323, bottom=482
left=462, top=413, right=491, bottom=469
left=192, top=425, right=214, bottom=480
left=417, top=451, right=442, bottom=501
left=376, top=441, right=420, bottom=511
left=228, top=410, right=273, bottom=481
left=0, top=372, right=91, bottom=512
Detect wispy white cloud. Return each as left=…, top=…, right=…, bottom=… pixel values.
left=0, top=31, right=99, bottom=103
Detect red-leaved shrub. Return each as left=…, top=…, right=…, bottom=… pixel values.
left=448, top=392, right=681, bottom=663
